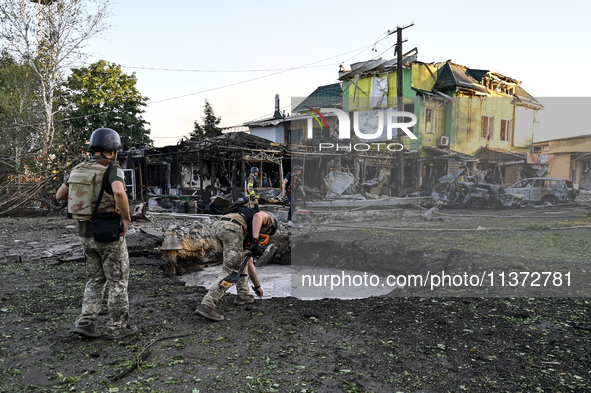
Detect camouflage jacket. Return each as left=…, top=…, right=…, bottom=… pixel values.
left=246, top=174, right=259, bottom=198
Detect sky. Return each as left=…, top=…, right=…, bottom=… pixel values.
left=83, top=0, right=591, bottom=147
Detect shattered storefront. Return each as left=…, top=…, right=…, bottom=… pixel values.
left=288, top=141, right=414, bottom=201
left=475, top=146, right=550, bottom=185
left=118, top=133, right=287, bottom=211
left=417, top=146, right=478, bottom=190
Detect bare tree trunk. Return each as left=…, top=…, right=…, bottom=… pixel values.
left=0, top=0, right=111, bottom=171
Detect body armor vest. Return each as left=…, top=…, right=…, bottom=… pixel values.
left=67, top=161, right=118, bottom=221
left=288, top=173, right=300, bottom=194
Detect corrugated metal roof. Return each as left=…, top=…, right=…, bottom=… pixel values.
left=548, top=136, right=591, bottom=154
left=432, top=63, right=543, bottom=110
left=535, top=133, right=591, bottom=144
left=182, top=131, right=280, bottom=151
left=514, top=85, right=544, bottom=110
left=474, top=146, right=525, bottom=161
left=420, top=146, right=477, bottom=161
left=293, top=83, right=343, bottom=112
left=243, top=118, right=284, bottom=127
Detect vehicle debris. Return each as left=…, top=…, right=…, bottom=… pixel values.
left=502, top=178, right=578, bottom=204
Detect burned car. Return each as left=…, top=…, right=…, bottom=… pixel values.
left=477, top=183, right=523, bottom=208
left=411, top=181, right=488, bottom=209
left=502, top=178, right=578, bottom=204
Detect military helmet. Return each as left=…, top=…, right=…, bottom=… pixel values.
left=293, top=165, right=303, bottom=171
left=89, top=128, right=121, bottom=151
left=261, top=212, right=278, bottom=236
left=251, top=167, right=259, bottom=174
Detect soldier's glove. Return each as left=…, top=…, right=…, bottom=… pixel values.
left=251, top=238, right=264, bottom=257
left=249, top=194, right=256, bottom=201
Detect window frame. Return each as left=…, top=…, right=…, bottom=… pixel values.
left=425, top=107, right=434, bottom=134
left=500, top=118, right=513, bottom=142
left=481, top=115, right=494, bottom=140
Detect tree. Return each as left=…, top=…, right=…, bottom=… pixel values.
left=63, top=60, right=151, bottom=153
left=190, top=99, right=222, bottom=140
left=0, top=0, right=111, bottom=172
left=0, top=52, right=41, bottom=184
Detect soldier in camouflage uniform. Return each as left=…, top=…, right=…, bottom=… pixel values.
left=56, top=128, right=137, bottom=340
left=195, top=207, right=278, bottom=321
left=246, top=167, right=260, bottom=209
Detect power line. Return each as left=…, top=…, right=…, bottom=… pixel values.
left=147, top=44, right=374, bottom=106
left=0, top=42, right=378, bottom=133
left=120, top=64, right=338, bottom=72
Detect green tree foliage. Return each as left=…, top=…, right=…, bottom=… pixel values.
left=0, top=0, right=111, bottom=172
left=190, top=99, right=222, bottom=140
left=0, top=52, right=40, bottom=183
left=63, top=60, right=151, bottom=153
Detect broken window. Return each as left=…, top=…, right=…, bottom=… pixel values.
left=310, top=124, right=329, bottom=140
left=434, top=182, right=450, bottom=192
left=481, top=115, right=494, bottom=140
left=425, top=108, right=434, bottom=134
left=500, top=119, right=512, bottom=142
left=514, top=179, right=532, bottom=188
left=290, top=129, right=304, bottom=144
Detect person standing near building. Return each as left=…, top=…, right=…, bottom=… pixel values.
left=55, top=128, right=137, bottom=340
left=246, top=167, right=260, bottom=209
left=282, top=165, right=306, bottom=227
left=262, top=173, right=270, bottom=188
left=195, top=207, right=278, bottom=321
left=484, top=168, right=495, bottom=184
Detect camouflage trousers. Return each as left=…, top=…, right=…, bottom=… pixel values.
left=77, top=236, right=130, bottom=332
left=201, top=220, right=251, bottom=309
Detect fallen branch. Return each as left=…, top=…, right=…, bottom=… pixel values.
left=0, top=160, right=80, bottom=217
left=109, top=350, right=151, bottom=382
left=110, top=332, right=192, bottom=382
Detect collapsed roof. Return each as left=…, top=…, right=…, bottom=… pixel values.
left=338, top=57, right=544, bottom=110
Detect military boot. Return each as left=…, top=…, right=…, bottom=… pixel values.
left=195, top=304, right=224, bottom=321
left=107, top=324, right=139, bottom=340
left=234, top=294, right=255, bottom=306
left=73, top=323, right=101, bottom=338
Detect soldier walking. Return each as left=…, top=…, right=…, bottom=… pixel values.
left=56, top=128, right=137, bottom=340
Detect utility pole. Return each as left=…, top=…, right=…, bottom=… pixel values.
left=390, top=23, right=413, bottom=197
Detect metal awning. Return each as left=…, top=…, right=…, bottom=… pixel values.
left=569, top=152, right=591, bottom=162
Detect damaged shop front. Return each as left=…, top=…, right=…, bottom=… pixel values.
left=475, top=146, right=551, bottom=185
left=289, top=141, right=416, bottom=202
left=415, top=145, right=551, bottom=191
left=118, top=132, right=288, bottom=213
left=413, top=147, right=530, bottom=209
left=417, top=146, right=478, bottom=191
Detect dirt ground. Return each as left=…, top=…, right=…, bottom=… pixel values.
left=0, top=201, right=591, bottom=393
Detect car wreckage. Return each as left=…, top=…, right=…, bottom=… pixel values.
left=477, top=183, right=524, bottom=209
left=410, top=181, right=490, bottom=209
left=502, top=178, right=578, bottom=204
